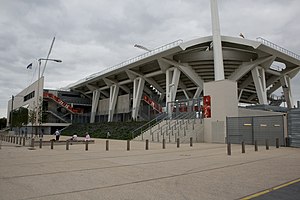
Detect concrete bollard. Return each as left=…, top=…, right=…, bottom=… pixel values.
left=85, top=141, right=89, bottom=151
left=265, top=139, right=269, bottom=150
left=106, top=140, right=109, bottom=151
left=227, top=142, right=231, bottom=156
left=23, top=137, right=26, bottom=146
left=19, top=137, right=22, bottom=145
left=39, top=139, right=42, bottom=149
left=66, top=141, right=69, bottom=150
left=190, top=137, right=193, bottom=147
left=254, top=140, right=258, bottom=152
left=242, top=141, right=245, bottom=153
left=50, top=140, right=54, bottom=149
left=276, top=138, right=279, bottom=148
left=13, top=136, right=16, bottom=144
left=162, top=138, right=166, bottom=149
left=31, top=138, right=35, bottom=148
left=127, top=140, right=130, bottom=151
left=145, top=139, right=149, bottom=150
left=177, top=138, right=180, bottom=148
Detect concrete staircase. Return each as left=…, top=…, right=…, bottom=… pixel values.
left=134, top=118, right=204, bottom=143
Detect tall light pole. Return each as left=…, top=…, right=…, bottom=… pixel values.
left=10, top=95, right=14, bottom=131
left=33, top=58, right=62, bottom=136
left=134, top=44, right=152, bottom=52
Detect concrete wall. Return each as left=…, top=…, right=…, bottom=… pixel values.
left=203, top=80, right=239, bottom=143
left=7, top=77, right=44, bottom=126
left=98, top=94, right=130, bottom=115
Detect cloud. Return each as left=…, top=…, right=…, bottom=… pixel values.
left=0, top=0, right=300, bottom=118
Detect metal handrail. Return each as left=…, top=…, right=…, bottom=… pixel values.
left=131, top=112, right=167, bottom=139
left=67, top=39, right=183, bottom=89
left=256, top=37, right=300, bottom=60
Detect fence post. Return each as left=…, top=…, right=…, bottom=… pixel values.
left=177, top=138, right=180, bottom=148
left=127, top=140, right=130, bottom=151
left=85, top=141, right=89, bottom=151
left=265, top=139, right=269, bottom=150
left=145, top=139, right=149, bottom=150
left=23, top=137, right=26, bottom=146
left=66, top=141, right=69, bottom=150
left=16, top=136, right=18, bottom=144
left=276, top=138, right=279, bottom=148
left=190, top=137, right=193, bottom=147
left=51, top=140, right=54, bottom=149
left=162, top=138, right=166, bottom=149
left=19, top=136, right=22, bottom=145
left=227, top=142, right=231, bottom=156
left=39, top=138, right=42, bottom=149
left=106, top=140, right=109, bottom=151
left=242, top=141, right=245, bottom=153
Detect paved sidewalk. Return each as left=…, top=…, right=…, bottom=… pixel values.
left=0, top=137, right=300, bottom=200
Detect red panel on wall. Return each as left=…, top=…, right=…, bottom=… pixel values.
left=203, top=95, right=211, bottom=118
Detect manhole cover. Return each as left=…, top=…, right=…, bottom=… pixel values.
left=28, top=147, right=36, bottom=150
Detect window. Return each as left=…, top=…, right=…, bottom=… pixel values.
left=23, top=91, right=35, bottom=102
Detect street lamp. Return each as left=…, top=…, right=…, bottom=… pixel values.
left=133, top=44, right=152, bottom=52
left=34, top=58, right=62, bottom=136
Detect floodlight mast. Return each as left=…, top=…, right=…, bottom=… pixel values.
left=210, top=0, right=225, bottom=81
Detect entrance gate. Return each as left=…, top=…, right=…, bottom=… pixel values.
left=227, top=115, right=284, bottom=146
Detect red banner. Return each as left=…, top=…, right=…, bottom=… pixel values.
left=43, top=92, right=81, bottom=114
left=143, top=95, right=162, bottom=113
left=203, top=95, right=211, bottom=118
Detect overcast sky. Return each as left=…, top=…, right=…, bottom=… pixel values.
left=1, top=0, right=300, bottom=118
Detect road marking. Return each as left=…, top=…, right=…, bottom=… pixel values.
left=241, top=178, right=300, bottom=200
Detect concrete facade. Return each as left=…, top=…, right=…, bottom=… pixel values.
left=203, top=80, right=239, bottom=143
left=7, top=77, right=44, bottom=126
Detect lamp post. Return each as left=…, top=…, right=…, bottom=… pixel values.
left=10, top=95, right=14, bottom=131
left=133, top=44, right=151, bottom=52
left=34, top=58, right=62, bottom=136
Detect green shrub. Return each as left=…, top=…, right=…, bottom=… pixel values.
left=62, top=121, right=147, bottom=140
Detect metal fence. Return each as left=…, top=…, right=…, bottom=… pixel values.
left=288, top=109, right=300, bottom=147
left=227, top=115, right=284, bottom=146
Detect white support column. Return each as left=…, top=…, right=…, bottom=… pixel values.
left=193, top=87, right=202, bottom=99
left=108, top=84, right=119, bottom=122
left=166, top=68, right=181, bottom=116
left=280, top=75, right=293, bottom=108
left=251, top=67, right=268, bottom=104
left=90, top=90, right=100, bottom=123
left=210, top=0, right=224, bottom=81
left=132, top=77, right=145, bottom=120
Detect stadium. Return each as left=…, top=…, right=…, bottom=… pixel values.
left=7, top=0, right=300, bottom=146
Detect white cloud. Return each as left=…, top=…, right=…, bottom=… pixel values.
left=0, top=0, right=300, bottom=118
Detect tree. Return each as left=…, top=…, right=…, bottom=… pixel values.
left=0, top=117, right=7, bottom=130
left=12, top=107, right=28, bottom=134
